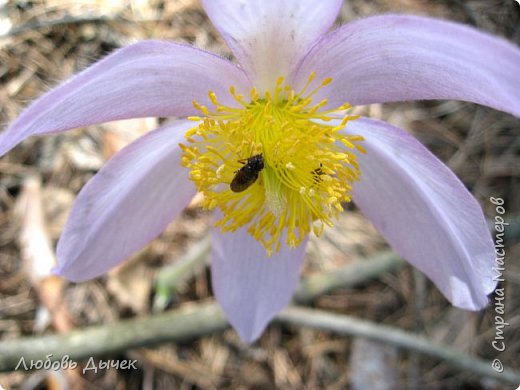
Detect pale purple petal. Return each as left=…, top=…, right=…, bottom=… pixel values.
left=54, top=120, right=197, bottom=282
left=343, top=117, right=496, bottom=310
left=296, top=15, right=520, bottom=117
left=0, top=40, right=250, bottom=157
left=202, top=0, right=342, bottom=91
left=211, top=226, right=307, bottom=342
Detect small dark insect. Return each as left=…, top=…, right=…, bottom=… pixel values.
left=312, top=163, right=325, bottom=184
left=230, top=154, right=264, bottom=193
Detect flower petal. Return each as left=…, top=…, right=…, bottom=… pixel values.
left=296, top=15, right=520, bottom=117
left=211, top=226, right=307, bottom=342
left=202, top=0, right=342, bottom=91
left=0, top=40, right=250, bottom=157
left=54, top=120, right=197, bottom=282
left=343, top=117, right=495, bottom=310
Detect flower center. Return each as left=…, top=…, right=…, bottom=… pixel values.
left=179, top=73, right=365, bottom=255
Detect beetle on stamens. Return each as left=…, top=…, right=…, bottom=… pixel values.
left=230, top=154, right=264, bottom=193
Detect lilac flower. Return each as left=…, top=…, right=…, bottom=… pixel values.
left=1, top=0, right=519, bottom=342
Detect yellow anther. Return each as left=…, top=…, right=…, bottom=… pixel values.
left=199, top=105, right=209, bottom=116
left=355, top=144, right=367, bottom=154
left=185, top=128, right=198, bottom=137
left=208, top=91, right=218, bottom=106
left=322, top=77, right=333, bottom=86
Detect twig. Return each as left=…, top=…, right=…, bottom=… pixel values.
left=276, top=306, right=520, bottom=385
left=0, top=14, right=116, bottom=39
left=294, top=250, right=405, bottom=303
left=0, top=301, right=228, bottom=372
left=153, top=236, right=210, bottom=312
left=1, top=302, right=519, bottom=385
left=152, top=244, right=405, bottom=308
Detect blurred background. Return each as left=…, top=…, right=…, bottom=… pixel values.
left=0, top=0, right=519, bottom=389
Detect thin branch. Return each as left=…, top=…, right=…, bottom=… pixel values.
left=0, top=14, right=117, bottom=39
left=276, top=306, right=520, bottom=385
left=0, top=301, right=228, bottom=372
left=294, top=250, right=405, bottom=303
left=153, top=236, right=210, bottom=312
left=1, top=302, right=519, bottom=385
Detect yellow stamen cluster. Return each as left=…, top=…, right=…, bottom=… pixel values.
left=180, top=73, right=365, bottom=254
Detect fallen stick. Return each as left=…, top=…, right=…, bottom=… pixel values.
left=1, top=302, right=519, bottom=385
